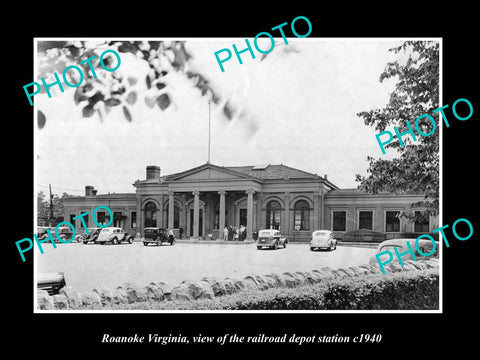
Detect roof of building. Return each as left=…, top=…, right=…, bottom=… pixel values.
left=225, top=164, right=321, bottom=181
left=160, top=162, right=336, bottom=185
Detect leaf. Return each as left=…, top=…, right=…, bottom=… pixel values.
left=146, top=74, right=152, bottom=89
left=127, top=76, right=137, bottom=86
left=123, top=105, right=132, bottom=122
left=37, top=110, right=46, bottom=129
left=155, top=82, right=166, bottom=90
left=82, top=104, right=95, bottom=118
left=223, top=101, right=235, bottom=120
left=126, top=91, right=137, bottom=105
left=74, top=87, right=87, bottom=105
left=105, top=98, right=121, bottom=107
left=145, top=94, right=156, bottom=109
left=156, top=93, right=170, bottom=110
left=88, top=91, right=105, bottom=105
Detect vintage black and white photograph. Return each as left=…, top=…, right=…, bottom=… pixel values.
left=33, top=37, right=441, bottom=312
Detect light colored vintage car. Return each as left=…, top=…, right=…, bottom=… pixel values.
left=368, top=238, right=439, bottom=264
left=97, top=227, right=134, bottom=245
left=256, top=229, right=287, bottom=250
left=310, top=230, right=337, bottom=251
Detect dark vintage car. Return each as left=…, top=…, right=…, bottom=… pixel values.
left=143, top=227, right=175, bottom=246
left=97, top=227, right=134, bottom=245
left=75, top=227, right=102, bottom=244
left=37, top=272, right=66, bottom=295
left=256, top=229, right=287, bottom=250
left=37, top=226, right=74, bottom=243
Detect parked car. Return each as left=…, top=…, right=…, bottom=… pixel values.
left=143, top=227, right=175, bottom=246
left=75, top=227, right=102, bottom=244
left=37, top=226, right=73, bottom=243
left=310, top=230, right=337, bottom=251
left=97, top=227, right=134, bottom=245
left=37, top=272, right=66, bottom=295
left=256, top=229, right=287, bottom=250
left=368, top=238, right=439, bottom=264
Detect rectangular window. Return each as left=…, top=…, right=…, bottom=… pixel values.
left=332, top=211, right=346, bottom=231
left=131, top=212, right=137, bottom=228
left=69, top=214, right=75, bottom=228
left=96, top=211, right=106, bottom=225
left=385, top=211, right=400, bottom=232
left=414, top=211, right=429, bottom=232
left=358, top=211, right=373, bottom=230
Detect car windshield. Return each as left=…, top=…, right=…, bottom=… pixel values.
left=314, top=231, right=328, bottom=236
left=145, top=229, right=156, bottom=233
left=259, top=230, right=274, bottom=237
left=380, top=245, right=402, bottom=253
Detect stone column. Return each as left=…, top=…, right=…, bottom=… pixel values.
left=246, top=189, right=255, bottom=240
left=284, top=192, right=290, bottom=235
left=193, top=190, right=200, bottom=239
left=218, top=190, right=226, bottom=240
left=168, top=190, right=174, bottom=230
left=136, top=194, right=142, bottom=236
left=158, top=193, right=165, bottom=228
left=313, top=190, right=320, bottom=230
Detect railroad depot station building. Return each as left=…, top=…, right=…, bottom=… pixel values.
left=62, top=163, right=438, bottom=242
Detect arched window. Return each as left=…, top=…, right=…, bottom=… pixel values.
left=294, top=200, right=310, bottom=230
left=266, top=200, right=282, bottom=230
left=144, top=202, right=157, bottom=228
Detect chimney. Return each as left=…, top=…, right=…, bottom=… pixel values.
left=146, top=165, right=161, bottom=180
left=85, top=185, right=95, bottom=196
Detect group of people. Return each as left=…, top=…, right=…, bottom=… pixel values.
left=223, top=225, right=247, bottom=241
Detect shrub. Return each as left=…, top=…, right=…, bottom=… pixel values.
left=71, top=268, right=439, bottom=310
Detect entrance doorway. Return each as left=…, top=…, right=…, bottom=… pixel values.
left=239, top=209, right=247, bottom=227
left=189, top=208, right=203, bottom=237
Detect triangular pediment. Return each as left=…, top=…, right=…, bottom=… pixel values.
left=167, top=163, right=255, bottom=182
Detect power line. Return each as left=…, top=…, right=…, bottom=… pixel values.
left=37, top=184, right=84, bottom=192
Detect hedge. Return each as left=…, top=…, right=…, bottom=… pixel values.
left=69, top=268, right=439, bottom=311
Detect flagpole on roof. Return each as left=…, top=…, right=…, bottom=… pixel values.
left=208, top=99, right=211, bottom=164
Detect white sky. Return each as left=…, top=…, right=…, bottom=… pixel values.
left=35, top=38, right=405, bottom=196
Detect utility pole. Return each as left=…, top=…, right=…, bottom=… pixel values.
left=49, top=184, right=54, bottom=225
left=207, top=100, right=211, bottom=164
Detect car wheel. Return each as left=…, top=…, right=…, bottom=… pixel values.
left=283, top=242, right=287, bottom=249
left=330, top=243, right=334, bottom=251
left=310, top=247, right=314, bottom=251
left=257, top=246, right=262, bottom=250
left=143, top=242, right=148, bottom=246
left=112, top=237, right=118, bottom=245
left=83, top=241, right=88, bottom=244
left=272, top=242, right=278, bottom=250
left=128, top=236, right=133, bottom=244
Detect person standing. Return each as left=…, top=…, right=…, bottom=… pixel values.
left=223, top=226, right=228, bottom=241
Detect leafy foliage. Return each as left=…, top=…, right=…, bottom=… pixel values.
left=37, top=190, right=70, bottom=225
left=356, top=41, right=440, bottom=217
left=37, top=41, right=225, bottom=127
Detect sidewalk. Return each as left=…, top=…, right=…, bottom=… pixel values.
left=133, top=238, right=379, bottom=248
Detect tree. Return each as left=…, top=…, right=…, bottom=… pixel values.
left=37, top=191, right=49, bottom=223
left=356, top=41, right=440, bottom=218
left=36, top=40, right=235, bottom=129
left=37, top=190, right=70, bottom=225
